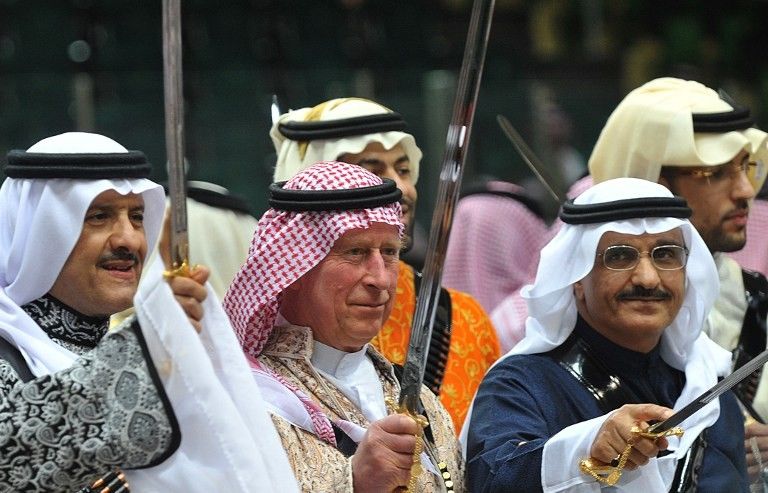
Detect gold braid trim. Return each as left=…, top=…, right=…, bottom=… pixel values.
left=579, top=425, right=684, bottom=486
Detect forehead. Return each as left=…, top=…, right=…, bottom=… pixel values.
left=88, top=190, right=144, bottom=209
left=597, top=228, right=685, bottom=249
left=675, top=148, right=750, bottom=171
left=332, top=222, right=401, bottom=247
left=342, top=142, right=406, bottom=159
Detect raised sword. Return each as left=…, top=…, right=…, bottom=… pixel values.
left=496, top=113, right=566, bottom=203
left=397, top=0, right=495, bottom=415
left=395, top=1, right=495, bottom=491
left=650, top=347, right=768, bottom=434
left=162, top=0, right=190, bottom=274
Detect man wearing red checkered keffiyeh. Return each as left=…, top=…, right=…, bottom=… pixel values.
left=224, top=161, right=464, bottom=492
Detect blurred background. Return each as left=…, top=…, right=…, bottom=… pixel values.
left=1, top=0, right=767, bottom=227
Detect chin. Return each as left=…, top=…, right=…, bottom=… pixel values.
left=103, top=293, right=136, bottom=316
left=718, top=236, right=747, bottom=253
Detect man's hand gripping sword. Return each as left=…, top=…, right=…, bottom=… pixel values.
left=580, top=347, right=768, bottom=485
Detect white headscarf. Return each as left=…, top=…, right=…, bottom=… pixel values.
left=589, top=77, right=768, bottom=190
left=516, top=177, right=721, bottom=369
left=0, top=132, right=165, bottom=376
left=271, top=98, right=423, bottom=183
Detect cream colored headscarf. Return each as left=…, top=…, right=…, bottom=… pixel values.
left=270, top=98, right=422, bottom=183
left=589, top=77, right=768, bottom=190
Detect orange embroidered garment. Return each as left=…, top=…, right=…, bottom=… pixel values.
left=371, top=261, right=501, bottom=430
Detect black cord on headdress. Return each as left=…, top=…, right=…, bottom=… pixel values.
left=278, top=113, right=407, bottom=141
left=5, top=150, right=151, bottom=179
left=269, top=178, right=402, bottom=212
left=560, top=197, right=692, bottom=225
left=691, top=89, right=755, bottom=133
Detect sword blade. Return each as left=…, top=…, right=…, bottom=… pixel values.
left=398, top=0, right=496, bottom=412
left=162, top=0, right=189, bottom=268
left=271, top=94, right=281, bottom=125
left=649, top=347, right=768, bottom=433
left=496, top=114, right=565, bottom=203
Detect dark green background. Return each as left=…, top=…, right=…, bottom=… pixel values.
left=1, top=0, right=766, bottom=227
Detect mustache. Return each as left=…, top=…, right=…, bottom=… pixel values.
left=723, top=200, right=749, bottom=219
left=617, top=286, right=672, bottom=300
left=98, top=249, right=140, bottom=265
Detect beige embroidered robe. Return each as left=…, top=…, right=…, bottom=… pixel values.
left=259, top=324, right=465, bottom=492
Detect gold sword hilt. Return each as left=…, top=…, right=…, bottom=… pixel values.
left=579, top=424, right=684, bottom=486
left=386, top=398, right=428, bottom=492
left=163, top=260, right=193, bottom=279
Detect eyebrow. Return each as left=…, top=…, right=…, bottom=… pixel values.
left=87, top=202, right=145, bottom=212
left=354, top=155, right=410, bottom=167
left=607, top=238, right=685, bottom=249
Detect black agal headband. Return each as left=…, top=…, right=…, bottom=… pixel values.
left=560, top=196, right=692, bottom=225
left=269, top=178, right=402, bottom=212
left=691, top=89, right=755, bottom=133
left=278, top=113, right=407, bottom=141
left=4, top=150, right=151, bottom=179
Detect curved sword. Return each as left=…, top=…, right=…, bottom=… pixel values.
left=398, top=0, right=496, bottom=413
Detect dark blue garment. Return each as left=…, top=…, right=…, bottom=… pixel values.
left=466, top=319, right=748, bottom=492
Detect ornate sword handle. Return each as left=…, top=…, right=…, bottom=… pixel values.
left=579, top=425, right=684, bottom=486
left=386, top=397, right=428, bottom=491
left=162, top=260, right=193, bottom=279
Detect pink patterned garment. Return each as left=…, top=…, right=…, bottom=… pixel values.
left=443, top=181, right=549, bottom=314
left=223, top=161, right=403, bottom=359
left=248, top=355, right=339, bottom=446
left=489, top=175, right=593, bottom=351
left=728, top=198, right=768, bottom=275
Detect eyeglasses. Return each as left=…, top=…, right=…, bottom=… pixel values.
left=597, top=244, right=689, bottom=271
left=673, top=160, right=758, bottom=184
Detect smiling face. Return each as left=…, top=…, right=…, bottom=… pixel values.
left=280, top=223, right=401, bottom=352
left=48, top=190, right=147, bottom=317
left=573, top=229, right=686, bottom=353
left=340, top=142, right=417, bottom=250
left=660, top=149, right=755, bottom=253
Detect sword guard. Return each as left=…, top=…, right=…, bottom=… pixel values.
left=163, top=260, right=193, bottom=279
left=579, top=424, right=684, bottom=486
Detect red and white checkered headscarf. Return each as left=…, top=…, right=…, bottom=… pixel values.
left=223, top=161, right=403, bottom=359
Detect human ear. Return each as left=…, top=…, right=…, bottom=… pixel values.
left=658, top=174, right=674, bottom=192
left=573, top=281, right=585, bottom=303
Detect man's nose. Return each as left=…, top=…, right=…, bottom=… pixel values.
left=630, top=255, right=661, bottom=288
left=380, top=168, right=406, bottom=194
left=364, top=251, right=392, bottom=290
left=733, top=169, right=756, bottom=201
left=109, top=215, right=143, bottom=252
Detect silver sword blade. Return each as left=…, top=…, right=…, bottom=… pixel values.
left=496, top=114, right=565, bottom=203
left=649, top=347, right=768, bottom=433
left=398, top=0, right=496, bottom=413
left=162, top=0, right=189, bottom=268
